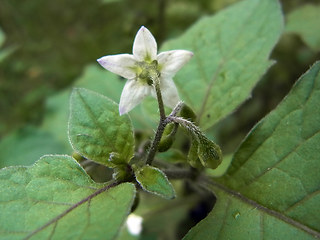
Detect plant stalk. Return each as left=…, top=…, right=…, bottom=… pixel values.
left=146, top=76, right=167, bottom=165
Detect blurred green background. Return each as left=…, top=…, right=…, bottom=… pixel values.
left=0, top=0, right=319, bottom=168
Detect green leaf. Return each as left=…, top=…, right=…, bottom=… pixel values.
left=134, top=165, right=176, bottom=199
left=0, top=126, right=67, bottom=168
left=68, top=88, right=135, bottom=167
left=159, top=0, right=283, bottom=130
left=184, top=61, right=320, bottom=238
left=184, top=187, right=317, bottom=240
left=286, top=4, right=320, bottom=51
left=0, top=155, right=136, bottom=239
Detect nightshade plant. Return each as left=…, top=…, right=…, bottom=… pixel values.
left=0, top=0, right=320, bottom=239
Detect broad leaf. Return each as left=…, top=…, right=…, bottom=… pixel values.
left=134, top=165, right=176, bottom=199
left=184, top=187, right=317, bottom=240
left=184, top=62, right=320, bottom=238
left=286, top=4, right=320, bottom=51
left=0, top=155, right=136, bottom=239
left=68, top=88, right=135, bottom=166
left=157, top=0, right=283, bottom=130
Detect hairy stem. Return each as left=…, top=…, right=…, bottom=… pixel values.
left=146, top=119, right=168, bottom=165
left=146, top=76, right=167, bottom=165
left=146, top=83, right=185, bottom=165
left=168, top=116, right=202, bottom=137
left=154, top=76, right=166, bottom=121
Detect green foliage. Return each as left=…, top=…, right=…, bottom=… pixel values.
left=286, top=4, right=320, bottom=51
left=159, top=0, right=283, bottom=130
left=134, top=165, right=176, bottom=199
left=68, top=88, right=135, bottom=166
left=0, top=126, right=67, bottom=168
left=0, top=155, right=136, bottom=239
left=184, top=188, right=317, bottom=240
left=184, top=62, right=320, bottom=239
left=1, top=0, right=320, bottom=238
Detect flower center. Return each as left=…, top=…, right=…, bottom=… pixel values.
left=137, top=60, right=160, bottom=86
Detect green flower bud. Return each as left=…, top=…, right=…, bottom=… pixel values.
left=187, top=140, right=202, bottom=168
left=198, top=136, right=222, bottom=169
left=180, top=104, right=197, bottom=122
left=158, top=123, right=176, bottom=152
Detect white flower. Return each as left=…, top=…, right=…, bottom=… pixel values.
left=97, top=26, right=193, bottom=115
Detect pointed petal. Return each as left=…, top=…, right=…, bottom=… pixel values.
left=133, top=26, right=157, bottom=61
left=119, top=80, right=152, bottom=115
left=158, top=50, right=193, bottom=77
left=97, top=54, right=137, bottom=79
left=151, top=77, right=180, bottom=109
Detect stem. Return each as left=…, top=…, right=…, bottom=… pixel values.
left=146, top=76, right=167, bottom=165
left=169, top=101, right=184, bottom=117
left=146, top=81, right=185, bottom=166
left=154, top=76, right=166, bottom=121
left=146, top=119, right=168, bottom=165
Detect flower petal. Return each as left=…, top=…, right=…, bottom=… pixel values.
left=119, top=80, right=152, bottom=115
left=151, top=77, right=180, bottom=109
left=133, top=26, right=157, bottom=62
left=97, top=54, right=137, bottom=79
left=158, top=50, right=193, bottom=78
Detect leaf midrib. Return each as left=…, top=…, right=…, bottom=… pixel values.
left=201, top=176, right=320, bottom=238
left=75, top=89, right=118, bottom=155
